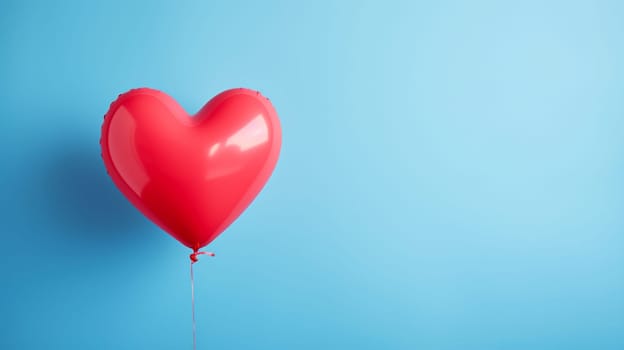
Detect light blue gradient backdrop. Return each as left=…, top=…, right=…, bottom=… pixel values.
left=1, top=1, right=624, bottom=349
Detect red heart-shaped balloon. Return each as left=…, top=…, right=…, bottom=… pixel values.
left=100, top=88, right=281, bottom=250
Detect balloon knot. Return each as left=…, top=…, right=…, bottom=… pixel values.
left=190, top=251, right=215, bottom=264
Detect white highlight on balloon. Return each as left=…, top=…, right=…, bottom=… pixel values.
left=226, top=114, right=268, bottom=152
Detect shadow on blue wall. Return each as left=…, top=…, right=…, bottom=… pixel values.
left=36, top=141, right=145, bottom=251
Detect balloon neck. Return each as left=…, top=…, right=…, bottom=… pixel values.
left=190, top=250, right=215, bottom=264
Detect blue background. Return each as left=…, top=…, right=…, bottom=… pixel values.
left=1, top=1, right=624, bottom=349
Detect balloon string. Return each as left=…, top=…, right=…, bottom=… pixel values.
left=190, top=251, right=215, bottom=350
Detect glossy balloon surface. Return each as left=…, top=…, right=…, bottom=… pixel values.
left=101, top=88, right=281, bottom=250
